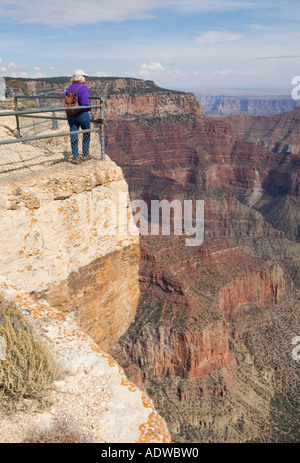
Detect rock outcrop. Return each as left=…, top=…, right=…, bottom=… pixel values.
left=198, top=94, right=297, bottom=116
left=11, top=77, right=203, bottom=119
left=227, top=106, right=300, bottom=155
left=0, top=150, right=171, bottom=442
left=0, top=276, right=171, bottom=443
left=0, top=159, right=139, bottom=351
left=106, top=115, right=300, bottom=243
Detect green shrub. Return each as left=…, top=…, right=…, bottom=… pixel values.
left=0, top=300, right=60, bottom=405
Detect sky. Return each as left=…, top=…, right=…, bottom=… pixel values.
left=1, top=0, right=300, bottom=93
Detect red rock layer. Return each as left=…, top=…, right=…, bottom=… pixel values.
left=129, top=321, right=232, bottom=379
left=35, top=244, right=140, bottom=351
left=111, top=237, right=288, bottom=387
left=227, top=106, right=300, bottom=155
left=105, top=109, right=298, bottom=432
left=219, top=265, right=286, bottom=316
left=106, top=115, right=300, bottom=241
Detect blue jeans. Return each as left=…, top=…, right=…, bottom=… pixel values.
left=67, top=111, right=91, bottom=158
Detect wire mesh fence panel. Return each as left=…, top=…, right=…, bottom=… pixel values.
left=17, top=112, right=102, bottom=158
left=0, top=102, right=104, bottom=184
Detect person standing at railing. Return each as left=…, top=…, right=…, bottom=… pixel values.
left=65, top=69, right=92, bottom=164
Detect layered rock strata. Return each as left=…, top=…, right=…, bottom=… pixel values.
left=0, top=158, right=139, bottom=351
left=105, top=110, right=300, bottom=442
left=4, top=76, right=300, bottom=443
left=227, top=106, right=300, bottom=155
left=198, top=94, right=297, bottom=116
left=13, top=77, right=203, bottom=119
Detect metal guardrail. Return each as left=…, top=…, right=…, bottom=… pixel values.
left=12, top=93, right=105, bottom=158
left=0, top=105, right=105, bottom=157
left=0, top=92, right=106, bottom=182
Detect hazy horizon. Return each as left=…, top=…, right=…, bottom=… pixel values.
left=3, top=73, right=294, bottom=98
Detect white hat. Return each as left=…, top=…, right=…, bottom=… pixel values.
left=73, top=69, right=88, bottom=77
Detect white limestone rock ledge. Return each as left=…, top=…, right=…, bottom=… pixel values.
left=0, top=157, right=140, bottom=351
left=0, top=276, right=171, bottom=444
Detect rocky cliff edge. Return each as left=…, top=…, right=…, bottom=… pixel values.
left=0, top=276, right=171, bottom=443
left=0, top=158, right=171, bottom=443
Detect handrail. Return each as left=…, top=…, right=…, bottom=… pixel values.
left=0, top=105, right=100, bottom=117
left=13, top=93, right=103, bottom=102
left=0, top=100, right=105, bottom=161
left=0, top=128, right=99, bottom=145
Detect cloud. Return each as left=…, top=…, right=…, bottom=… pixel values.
left=0, top=60, right=31, bottom=75
left=133, top=62, right=200, bottom=83
left=255, top=55, right=300, bottom=60
left=1, top=0, right=161, bottom=27
left=0, top=0, right=281, bottom=27
left=33, top=72, right=46, bottom=78
left=140, top=62, right=165, bottom=72
left=9, top=72, right=29, bottom=78
left=136, top=62, right=168, bottom=78
left=196, top=31, right=242, bottom=45
left=7, top=62, right=18, bottom=70
left=168, top=0, right=300, bottom=21
left=248, top=23, right=275, bottom=30
left=212, top=68, right=274, bottom=76
left=166, top=0, right=271, bottom=13
left=94, top=70, right=109, bottom=77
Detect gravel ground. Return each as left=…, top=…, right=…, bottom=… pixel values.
left=0, top=371, right=112, bottom=443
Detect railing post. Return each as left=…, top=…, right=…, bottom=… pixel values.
left=47, top=98, right=59, bottom=130
left=100, top=101, right=105, bottom=161
left=14, top=96, right=21, bottom=138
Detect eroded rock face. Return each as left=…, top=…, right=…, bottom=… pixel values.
left=104, top=92, right=203, bottom=119
left=112, top=238, right=288, bottom=381
left=105, top=112, right=300, bottom=442
left=227, top=106, right=300, bottom=155
left=106, top=115, right=300, bottom=242
left=198, top=94, right=297, bottom=117
left=0, top=158, right=139, bottom=350
left=219, top=265, right=287, bottom=316
left=0, top=276, right=171, bottom=443
left=20, top=77, right=203, bottom=119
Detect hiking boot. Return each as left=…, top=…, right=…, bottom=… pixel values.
left=71, top=157, right=81, bottom=165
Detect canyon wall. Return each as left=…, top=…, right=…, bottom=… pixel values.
left=95, top=80, right=300, bottom=443
left=227, top=106, right=300, bottom=155
left=0, top=158, right=139, bottom=351
left=0, top=150, right=172, bottom=442
left=198, top=94, right=297, bottom=116
left=10, top=77, right=203, bottom=119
